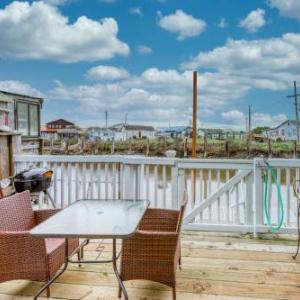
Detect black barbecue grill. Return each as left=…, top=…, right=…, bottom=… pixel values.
left=13, top=168, right=55, bottom=206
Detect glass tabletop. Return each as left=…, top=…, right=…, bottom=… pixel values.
left=30, top=199, right=149, bottom=239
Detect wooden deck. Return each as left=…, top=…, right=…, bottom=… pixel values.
left=1, top=231, right=300, bottom=300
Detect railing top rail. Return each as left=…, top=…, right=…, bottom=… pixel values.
left=177, top=158, right=253, bottom=170
left=254, top=158, right=300, bottom=168
left=15, top=155, right=300, bottom=169
left=14, top=155, right=177, bottom=165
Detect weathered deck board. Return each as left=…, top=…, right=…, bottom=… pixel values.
left=0, top=231, right=300, bottom=299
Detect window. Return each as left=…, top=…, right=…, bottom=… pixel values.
left=16, top=102, right=28, bottom=135
left=29, top=104, right=38, bottom=136
left=16, top=102, right=39, bottom=137
left=281, top=129, right=285, bottom=136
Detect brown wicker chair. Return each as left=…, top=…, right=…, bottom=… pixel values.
left=119, top=191, right=188, bottom=300
left=0, top=190, right=79, bottom=298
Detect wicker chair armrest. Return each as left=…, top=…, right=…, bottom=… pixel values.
left=138, top=208, right=179, bottom=231
left=0, top=231, right=47, bottom=265
left=34, top=208, right=61, bottom=224
left=135, top=230, right=179, bottom=238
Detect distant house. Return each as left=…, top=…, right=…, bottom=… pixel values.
left=198, top=128, right=244, bottom=140
left=0, top=90, right=43, bottom=153
left=87, top=127, right=116, bottom=141
left=110, top=123, right=155, bottom=140
left=46, top=118, right=74, bottom=129
left=41, top=118, right=80, bottom=140
left=263, top=120, right=297, bottom=141
left=163, top=126, right=192, bottom=138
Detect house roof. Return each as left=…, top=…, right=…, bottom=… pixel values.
left=110, top=123, right=155, bottom=131
left=164, top=126, right=191, bottom=133
left=46, top=118, right=74, bottom=126
left=267, top=119, right=296, bottom=131
left=0, top=90, right=44, bottom=105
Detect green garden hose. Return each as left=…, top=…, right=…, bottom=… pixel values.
left=263, top=161, right=284, bottom=232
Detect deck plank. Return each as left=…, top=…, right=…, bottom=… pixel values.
left=0, top=231, right=299, bottom=300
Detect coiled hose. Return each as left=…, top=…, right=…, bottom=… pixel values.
left=263, top=161, right=284, bottom=232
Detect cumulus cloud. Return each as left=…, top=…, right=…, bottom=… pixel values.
left=129, top=7, right=143, bottom=16
left=0, top=1, right=129, bottom=63
left=137, top=45, right=153, bottom=54
left=157, top=10, right=206, bottom=40
left=43, top=0, right=69, bottom=5
left=222, top=110, right=287, bottom=128
left=221, top=110, right=245, bottom=125
left=182, top=33, right=300, bottom=91
left=0, top=80, right=43, bottom=97
left=86, top=65, right=130, bottom=81
left=268, top=0, right=300, bottom=21
left=239, top=8, right=266, bottom=33
left=48, top=67, right=253, bottom=126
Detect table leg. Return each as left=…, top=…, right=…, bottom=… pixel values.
left=112, top=239, right=128, bottom=300
left=33, top=238, right=69, bottom=300
left=293, top=202, right=300, bottom=260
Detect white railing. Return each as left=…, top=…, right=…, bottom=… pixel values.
left=14, top=155, right=300, bottom=235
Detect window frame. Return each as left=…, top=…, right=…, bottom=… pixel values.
left=16, top=100, right=41, bottom=138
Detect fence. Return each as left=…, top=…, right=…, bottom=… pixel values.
left=14, top=155, right=300, bottom=235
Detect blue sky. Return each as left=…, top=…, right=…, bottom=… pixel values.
left=0, top=0, right=299, bottom=129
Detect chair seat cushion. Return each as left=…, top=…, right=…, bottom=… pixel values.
left=46, top=238, right=79, bottom=278
left=45, top=238, right=78, bottom=255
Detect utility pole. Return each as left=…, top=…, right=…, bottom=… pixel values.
left=105, top=111, right=108, bottom=130
left=248, top=105, right=251, bottom=138
left=124, top=113, right=128, bottom=125
left=192, top=71, right=198, bottom=158
left=191, top=71, right=198, bottom=205
left=287, top=81, right=300, bottom=142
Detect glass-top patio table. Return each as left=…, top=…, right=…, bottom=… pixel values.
left=30, top=199, right=150, bottom=300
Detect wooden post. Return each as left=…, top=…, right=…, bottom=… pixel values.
left=39, top=138, right=44, bottom=155
left=163, top=137, right=167, bottom=153
left=293, top=140, right=297, bottom=158
left=268, top=138, right=272, bottom=158
left=204, top=133, right=208, bottom=157
left=146, top=138, right=150, bottom=156
left=129, top=138, right=132, bottom=153
left=50, top=138, right=54, bottom=154
left=225, top=139, right=229, bottom=158
left=184, top=137, right=188, bottom=157
left=111, top=138, right=115, bottom=154
left=246, top=138, right=250, bottom=156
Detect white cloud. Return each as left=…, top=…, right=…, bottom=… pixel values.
left=268, top=0, right=300, bottom=21
left=49, top=67, right=252, bottom=126
left=0, top=80, right=43, bottom=97
left=129, top=7, right=143, bottom=16
left=222, top=110, right=287, bottom=128
left=137, top=45, right=153, bottom=54
left=43, top=0, right=69, bottom=5
left=221, top=110, right=245, bottom=125
left=239, top=9, right=266, bottom=33
left=218, top=17, right=228, bottom=28
left=0, top=1, right=129, bottom=63
left=86, top=65, right=130, bottom=81
left=182, top=33, right=300, bottom=91
left=157, top=10, right=206, bottom=40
